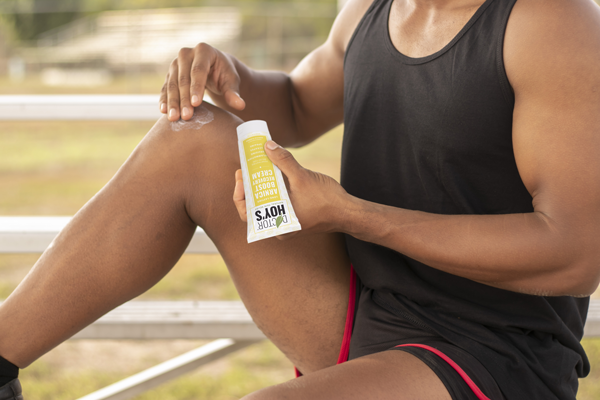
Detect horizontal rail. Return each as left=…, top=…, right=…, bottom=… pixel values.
left=0, top=95, right=213, bottom=121
left=0, top=299, right=265, bottom=340
left=0, top=216, right=218, bottom=254
left=73, top=301, right=266, bottom=340
left=0, top=95, right=162, bottom=120
left=585, top=299, right=600, bottom=337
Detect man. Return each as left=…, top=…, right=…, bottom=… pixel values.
left=1, top=0, right=599, bottom=398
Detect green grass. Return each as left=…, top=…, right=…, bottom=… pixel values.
left=0, top=120, right=153, bottom=214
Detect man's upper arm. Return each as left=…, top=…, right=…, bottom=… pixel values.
left=505, top=0, right=600, bottom=285
left=288, top=0, right=374, bottom=146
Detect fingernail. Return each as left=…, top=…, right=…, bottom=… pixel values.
left=192, top=95, right=199, bottom=105
left=169, top=109, right=177, bottom=119
left=266, top=141, right=280, bottom=150
left=182, top=107, right=191, bottom=118
left=160, top=103, right=166, bottom=113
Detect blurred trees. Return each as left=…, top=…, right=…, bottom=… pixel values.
left=0, top=0, right=81, bottom=42
left=0, top=0, right=336, bottom=43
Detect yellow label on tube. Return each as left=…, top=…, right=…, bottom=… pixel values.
left=242, top=135, right=281, bottom=206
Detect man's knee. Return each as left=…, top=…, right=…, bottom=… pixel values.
left=111, top=103, right=242, bottom=226
left=139, top=103, right=244, bottom=226
left=145, top=103, right=242, bottom=170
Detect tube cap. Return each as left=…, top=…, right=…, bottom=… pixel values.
left=236, top=120, right=269, bottom=139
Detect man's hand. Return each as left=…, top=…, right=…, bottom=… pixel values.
left=233, top=141, right=351, bottom=238
left=160, top=43, right=246, bottom=121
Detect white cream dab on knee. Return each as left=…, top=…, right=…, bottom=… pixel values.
left=170, top=106, right=214, bottom=131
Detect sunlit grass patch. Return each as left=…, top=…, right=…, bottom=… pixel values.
left=0, top=173, right=110, bottom=215
left=0, top=121, right=152, bottom=174
left=134, top=365, right=278, bottom=400
left=19, top=340, right=293, bottom=400
left=132, top=341, right=293, bottom=400
left=0, top=120, right=151, bottom=214
left=21, top=367, right=121, bottom=400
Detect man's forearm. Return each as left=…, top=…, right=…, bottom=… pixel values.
left=339, top=196, right=598, bottom=297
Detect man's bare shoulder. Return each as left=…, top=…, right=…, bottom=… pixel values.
left=504, top=0, right=600, bottom=93
left=503, top=0, right=600, bottom=235
left=329, top=0, right=376, bottom=56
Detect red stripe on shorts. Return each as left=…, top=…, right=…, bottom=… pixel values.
left=395, top=343, right=491, bottom=400
left=337, top=265, right=357, bottom=365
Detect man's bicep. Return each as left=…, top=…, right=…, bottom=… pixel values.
left=512, top=87, right=600, bottom=219
left=507, top=0, right=600, bottom=264
left=287, top=0, right=374, bottom=146
left=288, top=44, right=345, bottom=146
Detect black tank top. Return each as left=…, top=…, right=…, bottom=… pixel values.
left=341, top=0, right=589, bottom=399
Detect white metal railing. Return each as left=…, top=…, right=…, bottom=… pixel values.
left=0, top=95, right=161, bottom=120
left=0, top=217, right=217, bottom=254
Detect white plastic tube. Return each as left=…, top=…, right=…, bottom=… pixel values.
left=237, top=120, right=302, bottom=243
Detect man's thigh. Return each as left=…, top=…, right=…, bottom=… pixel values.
left=143, top=104, right=351, bottom=373
left=242, top=350, right=452, bottom=400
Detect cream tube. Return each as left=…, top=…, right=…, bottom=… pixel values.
left=237, top=120, right=301, bottom=243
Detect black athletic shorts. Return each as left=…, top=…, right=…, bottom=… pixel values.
left=343, top=266, right=507, bottom=400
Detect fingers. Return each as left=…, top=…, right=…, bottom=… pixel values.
left=233, top=169, right=247, bottom=222
left=217, top=62, right=244, bottom=110
left=166, top=45, right=211, bottom=121
left=177, top=48, right=194, bottom=120
left=159, top=74, right=168, bottom=114
left=189, top=43, right=214, bottom=108
left=187, top=44, right=245, bottom=111
left=161, top=43, right=246, bottom=119
left=264, top=141, right=303, bottom=180
left=204, top=50, right=245, bottom=111
left=166, top=59, right=181, bottom=121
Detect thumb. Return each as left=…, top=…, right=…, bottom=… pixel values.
left=264, top=141, right=302, bottom=179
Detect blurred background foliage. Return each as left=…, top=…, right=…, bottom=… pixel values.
left=0, top=0, right=336, bottom=43
left=0, top=0, right=338, bottom=92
